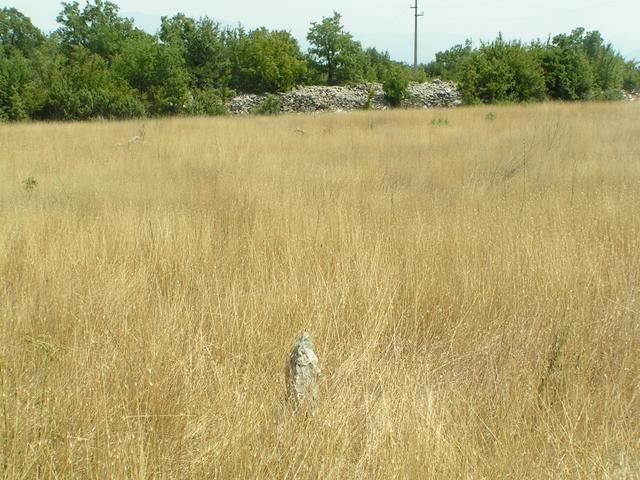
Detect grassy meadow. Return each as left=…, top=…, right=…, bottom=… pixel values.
left=0, top=102, right=639, bottom=478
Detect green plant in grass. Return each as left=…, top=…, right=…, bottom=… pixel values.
left=431, top=118, right=449, bottom=126
left=22, top=176, right=37, bottom=194
left=251, top=95, right=281, bottom=115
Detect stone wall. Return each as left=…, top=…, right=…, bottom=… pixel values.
left=226, top=80, right=462, bottom=115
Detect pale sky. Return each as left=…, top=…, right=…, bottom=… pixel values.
left=5, top=0, right=640, bottom=62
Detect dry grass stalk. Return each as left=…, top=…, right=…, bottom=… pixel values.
left=0, top=102, right=638, bottom=478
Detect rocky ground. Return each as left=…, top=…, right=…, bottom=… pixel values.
left=226, top=80, right=463, bottom=115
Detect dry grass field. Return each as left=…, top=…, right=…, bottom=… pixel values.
left=1, top=102, right=639, bottom=479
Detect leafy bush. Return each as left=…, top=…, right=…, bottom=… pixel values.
left=535, top=29, right=600, bottom=100
left=424, top=40, right=473, bottom=81
left=185, top=88, right=227, bottom=116
left=622, top=61, right=640, bottom=92
left=383, top=67, right=409, bottom=106
left=42, top=49, right=146, bottom=120
left=159, top=14, right=229, bottom=90
left=0, top=52, right=32, bottom=121
left=460, top=36, right=546, bottom=104
left=363, top=85, right=375, bottom=110
left=114, top=36, right=190, bottom=116
left=601, top=89, right=624, bottom=101
left=231, top=28, right=307, bottom=94
left=251, top=95, right=281, bottom=115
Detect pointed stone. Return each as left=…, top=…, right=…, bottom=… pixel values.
left=286, top=332, right=320, bottom=414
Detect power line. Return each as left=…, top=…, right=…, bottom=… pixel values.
left=410, top=0, right=424, bottom=77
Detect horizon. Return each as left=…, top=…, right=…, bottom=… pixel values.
left=4, top=0, right=640, bottom=63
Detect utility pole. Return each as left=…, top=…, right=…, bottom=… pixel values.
left=410, top=0, right=424, bottom=78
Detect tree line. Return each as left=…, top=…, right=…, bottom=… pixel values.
left=1, top=1, right=638, bottom=121
left=424, top=30, right=639, bottom=104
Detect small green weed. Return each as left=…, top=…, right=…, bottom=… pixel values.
left=485, top=112, right=496, bottom=121
left=431, top=118, right=449, bottom=126
left=22, top=176, right=37, bottom=192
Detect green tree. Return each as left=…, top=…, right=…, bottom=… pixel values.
left=159, top=14, right=229, bottom=89
left=230, top=27, right=306, bottom=93
left=0, top=52, right=31, bottom=120
left=114, top=34, right=190, bottom=115
left=622, top=60, right=640, bottom=91
left=55, top=0, right=141, bottom=60
left=383, top=65, right=409, bottom=106
left=424, top=40, right=472, bottom=80
left=363, top=47, right=394, bottom=82
left=306, top=11, right=363, bottom=85
left=0, top=8, right=45, bottom=57
left=581, top=30, right=625, bottom=97
left=0, top=8, right=51, bottom=121
left=43, top=47, right=144, bottom=120
left=538, top=29, right=594, bottom=100
left=460, top=36, right=546, bottom=104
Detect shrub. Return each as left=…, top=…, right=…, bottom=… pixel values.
left=42, top=50, right=146, bottom=120
left=186, top=88, right=227, bottom=116
left=251, top=95, right=281, bottom=115
left=622, top=61, right=640, bottom=92
left=363, top=85, right=375, bottom=110
left=230, top=28, right=307, bottom=94
left=460, top=37, right=547, bottom=104
left=383, top=67, right=409, bottom=106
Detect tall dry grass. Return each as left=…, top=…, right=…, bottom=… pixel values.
left=0, top=102, right=639, bottom=479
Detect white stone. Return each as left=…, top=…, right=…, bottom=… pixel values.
left=285, top=332, right=320, bottom=414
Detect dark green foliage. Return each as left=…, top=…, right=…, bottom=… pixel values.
left=306, top=11, right=368, bottom=85
left=185, top=88, right=227, bottom=116
left=55, top=0, right=141, bottom=59
left=114, top=35, right=190, bottom=115
left=460, top=36, right=547, bottom=104
left=424, top=40, right=472, bottom=81
left=364, top=47, right=395, bottom=82
left=0, top=9, right=52, bottom=121
left=383, top=67, right=409, bottom=106
left=0, top=8, right=45, bottom=56
left=622, top=61, right=640, bottom=91
left=537, top=29, right=595, bottom=100
left=230, top=28, right=306, bottom=93
left=581, top=30, right=625, bottom=96
left=1, top=3, right=638, bottom=122
left=535, top=28, right=631, bottom=100
left=432, top=28, right=633, bottom=104
left=251, top=95, right=281, bottom=115
left=159, top=15, right=230, bottom=90
left=0, top=51, right=31, bottom=121
left=43, top=48, right=145, bottom=120
left=538, top=45, right=593, bottom=100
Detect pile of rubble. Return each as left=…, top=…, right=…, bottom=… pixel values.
left=622, top=90, right=640, bottom=101
left=226, top=80, right=462, bottom=115
left=406, top=81, right=463, bottom=108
